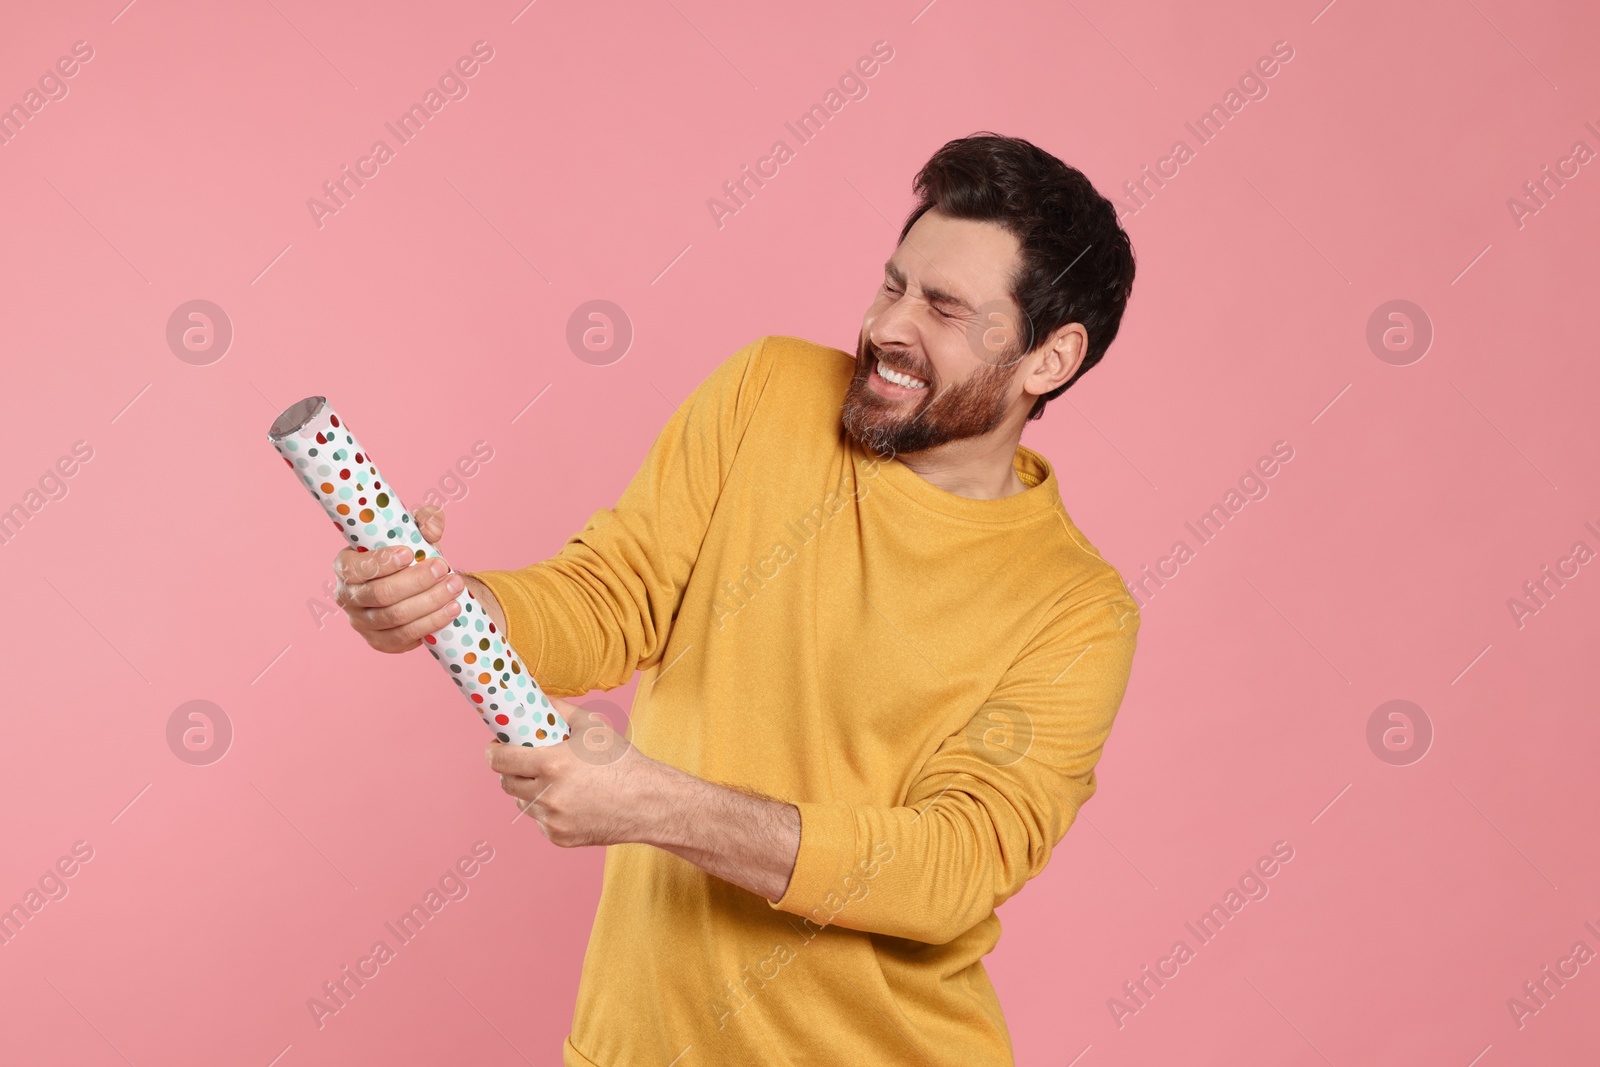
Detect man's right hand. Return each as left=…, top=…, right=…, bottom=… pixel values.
left=334, top=504, right=464, bottom=653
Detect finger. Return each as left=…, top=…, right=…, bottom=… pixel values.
left=352, top=566, right=464, bottom=629
left=487, top=742, right=548, bottom=776
left=415, top=505, right=446, bottom=545
left=371, top=593, right=463, bottom=650
left=340, top=554, right=456, bottom=612
left=334, top=544, right=417, bottom=587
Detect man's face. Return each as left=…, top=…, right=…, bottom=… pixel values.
left=842, top=209, right=1033, bottom=457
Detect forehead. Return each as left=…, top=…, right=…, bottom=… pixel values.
left=888, top=210, right=1021, bottom=305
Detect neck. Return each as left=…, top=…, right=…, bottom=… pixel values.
left=895, top=427, right=1029, bottom=500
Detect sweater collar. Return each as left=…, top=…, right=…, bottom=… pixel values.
left=854, top=437, right=1062, bottom=523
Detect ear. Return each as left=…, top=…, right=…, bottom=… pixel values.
left=1023, top=323, right=1088, bottom=398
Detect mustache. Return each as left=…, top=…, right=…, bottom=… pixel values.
left=861, top=343, right=933, bottom=383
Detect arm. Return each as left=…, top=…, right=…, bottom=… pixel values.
left=765, top=584, right=1140, bottom=943
left=487, top=702, right=800, bottom=901
left=489, top=581, right=1138, bottom=932
left=462, top=337, right=774, bottom=697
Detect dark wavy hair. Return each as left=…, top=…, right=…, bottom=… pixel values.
left=897, top=132, right=1136, bottom=420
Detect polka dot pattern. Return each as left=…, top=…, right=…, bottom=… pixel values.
left=269, top=397, right=570, bottom=746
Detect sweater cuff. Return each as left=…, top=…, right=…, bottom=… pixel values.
left=768, top=801, right=859, bottom=923
left=460, top=567, right=588, bottom=698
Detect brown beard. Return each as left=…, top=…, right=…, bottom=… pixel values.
left=840, top=334, right=1017, bottom=456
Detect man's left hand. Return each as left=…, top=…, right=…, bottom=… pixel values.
left=487, top=697, right=672, bottom=848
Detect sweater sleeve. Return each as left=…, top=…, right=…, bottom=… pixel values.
left=463, top=336, right=772, bottom=697
left=768, top=579, right=1141, bottom=944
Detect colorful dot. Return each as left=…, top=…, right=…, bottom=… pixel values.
left=495, top=714, right=509, bottom=725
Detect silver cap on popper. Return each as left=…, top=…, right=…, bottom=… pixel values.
left=268, top=396, right=328, bottom=441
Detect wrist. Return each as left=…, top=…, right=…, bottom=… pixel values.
left=627, top=756, right=699, bottom=850
left=460, top=573, right=506, bottom=633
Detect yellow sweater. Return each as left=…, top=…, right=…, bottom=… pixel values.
left=468, top=335, right=1141, bottom=1066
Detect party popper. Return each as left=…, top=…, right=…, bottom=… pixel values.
left=268, top=396, right=570, bottom=746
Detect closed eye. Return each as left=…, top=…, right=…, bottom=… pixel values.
left=883, top=282, right=955, bottom=318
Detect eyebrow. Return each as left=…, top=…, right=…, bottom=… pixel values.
left=883, top=259, right=976, bottom=313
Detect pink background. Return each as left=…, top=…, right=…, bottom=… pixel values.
left=2, top=0, right=1597, bottom=1063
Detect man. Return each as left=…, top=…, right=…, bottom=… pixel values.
left=334, top=132, right=1140, bottom=1065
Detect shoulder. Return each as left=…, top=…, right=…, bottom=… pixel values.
left=1041, top=510, right=1142, bottom=645
left=714, top=335, right=855, bottom=431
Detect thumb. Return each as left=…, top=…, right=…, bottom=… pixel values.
left=415, top=505, right=446, bottom=545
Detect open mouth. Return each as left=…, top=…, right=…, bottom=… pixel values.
left=874, top=359, right=928, bottom=390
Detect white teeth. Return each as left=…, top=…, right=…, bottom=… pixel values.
left=876, top=359, right=927, bottom=389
